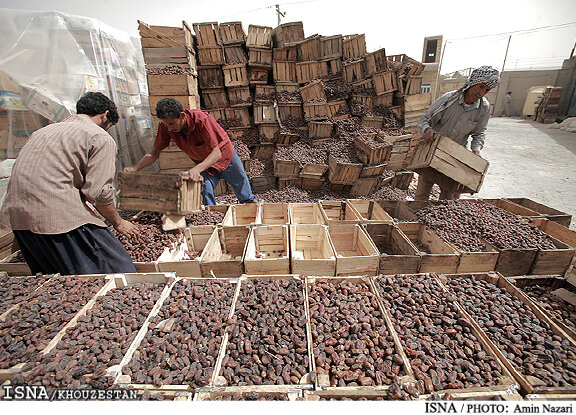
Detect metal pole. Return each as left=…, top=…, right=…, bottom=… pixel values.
left=492, top=35, right=512, bottom=116
left=433, top=40, right=447, bottom=100
left=570, top=38, right=576, bottom=58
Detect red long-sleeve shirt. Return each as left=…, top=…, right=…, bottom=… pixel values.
left=154, top=109, right=234, bottom=172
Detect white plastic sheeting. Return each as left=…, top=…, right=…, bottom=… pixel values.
left=0, top=8, right=155, bottom=169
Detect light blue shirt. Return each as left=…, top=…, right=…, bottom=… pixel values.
left=418, top=91, right=491, bottom=152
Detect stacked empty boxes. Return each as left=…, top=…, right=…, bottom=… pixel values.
left=534, top=86, right=562, bottom=124
left=139, top=21, right=199, bottom=173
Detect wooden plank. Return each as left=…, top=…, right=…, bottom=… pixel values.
left=404, top=93, right=431, bottom=112
left=328, top=224, right=379, bottom=276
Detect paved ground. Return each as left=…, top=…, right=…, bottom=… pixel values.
left=464, top=117, right=576, bottom=231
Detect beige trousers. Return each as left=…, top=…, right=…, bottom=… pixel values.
left=414, top=175, right=461, bottom=201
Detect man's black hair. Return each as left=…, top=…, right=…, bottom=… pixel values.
left=156, top=97, right=184, bottom=119
left=76, top=92, right=119, bottom=124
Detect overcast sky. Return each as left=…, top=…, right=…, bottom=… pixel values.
left=1, top=0, right=575, bottom=74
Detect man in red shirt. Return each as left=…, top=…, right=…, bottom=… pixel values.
left=125, top=98, right=254, bottom=205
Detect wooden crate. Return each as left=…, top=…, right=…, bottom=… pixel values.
left=0, top=251, right=31, bottom=276
left=296, top=61, right=327, bottom=84
left=327, top=153, right=362, bottom=185
left=246, top=25, right=273, bottom=48
left=320, top=35, right=342, bottom=59
left=364, top=223, right=421, bottom=275
left=276, top=131, right=300, bottom=147
left=156, top=225, right=215, bottom=276
left=244, top=225, right=290, bottom=275
left=376, top=200, right=419, bottom=222
left=439, top=273, right=576, bottom=395
left=251, top=143, right=275, bottom=160
left=299, top=80, right=326, bottom=102
left=397, top=223, right=460, bottom=273
left=197, top=45, right=225, bottom=65
left=254, top=85, right=276, bottom=102
left=149, top=95, right=200, bottom=115
left=273, top=46, right=298, bottom=61
left=248, top=47, right=273, bottom=67
left=308, top=121, right=332, bottom=139
left=275, top=83, right=299, bottom=94
left=248, top=67, right=269, bottom=84
left=342, top=34, right=366, bottom=59
left=200, top=226, right=249, bottom=277
left=257, top=124, right=279, bottom=142
left=297, top=36, right=322, bottom=61
left=277, top=103, right=303, bottom=122
left=250, top=174, right=276, bottom=192
left=253, top=103, right=277, bottom=124
left=322, top=57, right=342, bottom=76
left=117, top=171, right=202, bottom=214
left=364, top=48, right=387, bottom=75
left=221, top=203, right=259, bottom=226
left=273, top=154, right=301, bottom=178
left=360, top=163, right=388, bottom=178
left=227, top=86, right=252, bottom=107
left=273, top=61, right=297, bottom=83
left=347, top=199, right=394, bottom=223
left=224, top=107, right=251, bottom=127
left=409, top=134, right=489, bottom=194
left=327, top=224, right=380, bottom=276
left=138, top=20, right=194, bottom=49
left=272, top=21, right=305, bottom=47
left=223, top=45, right=248, bottom=64
left=404, top=76, right=422, bottom=95
left=390, top=171, right=414, bottom=190
left=193, top=22, right=221, bottom=46
left=326, top=100, right=348, bottom=119
left=202, top=88, right=228, bottom=109
left=259, top=203, right=289, bottom=225
left=523, top=218, right=576, bottom=276
left=142, top=47, right=196, bottom=70
left=278, top=177, right=303, bottom=189
left=157, top=148, right=195, bottom=171
left=451, top=238, right=500, bottom=273
left=508, top=198, right=571, bottom=227
left=290, top=224, right=335, bottom=276
left=147, top=74, right=198, bottom=96
left=319, top=201, right=361, bottom=225
left=197, top=65, right=224, bottom=89
left=206, top=108, right=227, bottom=125
left=288, top=202, right=325, bottom=224
left=222, top=64, right=249, bottom=87
left=349, top=177, right=381, bottom=197
left=299, top=162, right=328, bottom=180
left=372, top=71, right=397, bottom=94
left=343, top=59, right=365, bottom=84
left=303, top=100, right=328, bottom=121
left=387, top=54, right=424, bottom=78
left=301, top=178, right=325, bottom=191
left=354, top=136, right=392, bottom=166
left=219, top=21, right=246, bottom=45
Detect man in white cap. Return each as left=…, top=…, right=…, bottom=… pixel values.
left=414, top=65, right=500, bottom=201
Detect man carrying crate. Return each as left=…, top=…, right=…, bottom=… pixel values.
left=124, top=98, right=254, bottom=206
left=414, top=66, right=500, bottom=201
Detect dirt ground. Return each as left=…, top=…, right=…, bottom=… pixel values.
left=462, top=116, right=576, bottom=231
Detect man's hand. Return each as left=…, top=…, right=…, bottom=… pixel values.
left=123, top=166, right=137, bottom=173
left=188, top=166, right=203, bottom=181
left=114, top=219, right=140, bottom=238
left=422, top=128, right=435, bottom=143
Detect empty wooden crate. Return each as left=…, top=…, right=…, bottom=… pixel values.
left=200, top=226, right=249, bottom=277
left=288, top=203, right=325, bottom=224
left=328, top=224, right=380, bottom=276
left=117, top=171, right=202, bottom=214
left=259, top=203, right=290, bottom=225
left=244, top=225, right=290, bottom=275
left=347, top=199, right=394, bottom=223
left=290, top=224, right=335, bottom=276
left=364, top=223, right=421, bottom=275
left=397, top=222, right=460, bottom=273
left=318, top=200, right=362, bottom=224
left=221, top=203, right=260, bottom=226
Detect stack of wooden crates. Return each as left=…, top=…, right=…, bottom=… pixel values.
left=139, top=20, right=199, bottom=174
left=534, top=86, right=562, bottom=124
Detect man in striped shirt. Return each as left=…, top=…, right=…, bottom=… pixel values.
left=1, top=92, right=139, bottom=275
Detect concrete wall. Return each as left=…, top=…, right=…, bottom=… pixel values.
left=555, top=57, right=576, bottom=117
left=493, top=69, right=559, bottom=117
